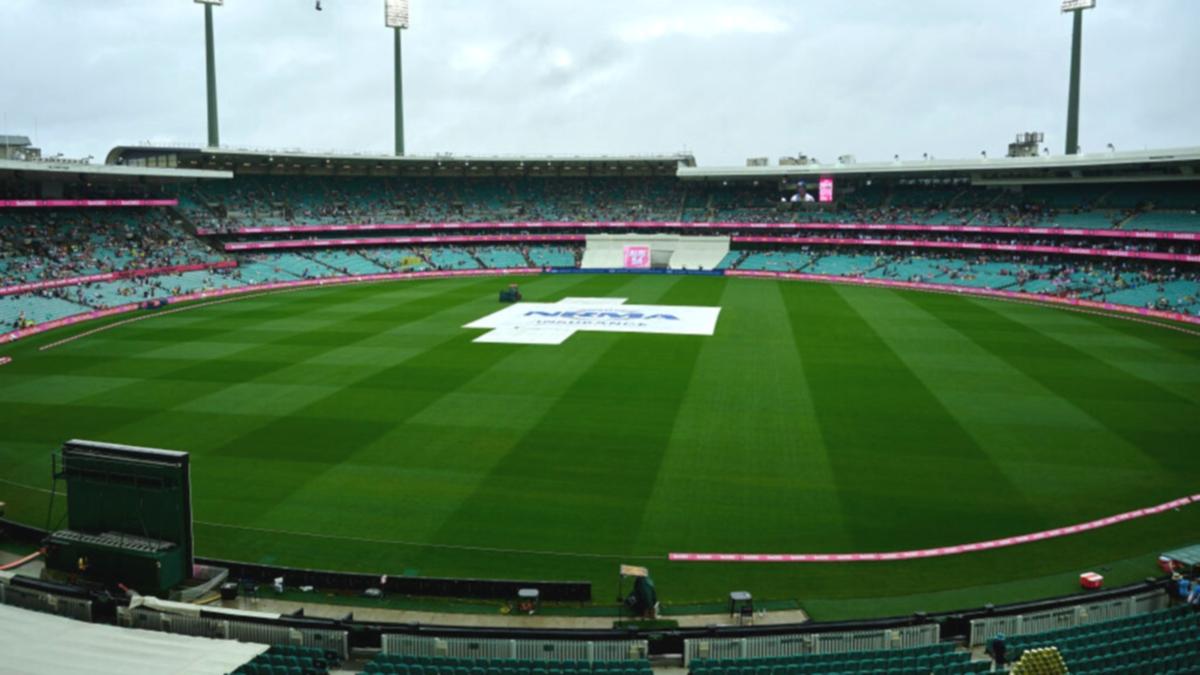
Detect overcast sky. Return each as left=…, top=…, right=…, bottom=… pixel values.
left=2, top=0, right=1198, bottom=166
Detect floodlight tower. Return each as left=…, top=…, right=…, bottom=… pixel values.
left=195, top=0, right=224, bottom=148
left=1061, top=0, right=1095, bottom=155
left=385, top=0, right=411, bottom=156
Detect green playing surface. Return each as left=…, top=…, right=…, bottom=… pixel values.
left=1, top=273, right=1198, bottom=620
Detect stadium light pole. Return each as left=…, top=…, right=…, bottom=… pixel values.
left=195, top=0, right=224, bottom=148
left=385, top=1, right=411, bottom=156
left=1062, top=0, right=1095, bottom=155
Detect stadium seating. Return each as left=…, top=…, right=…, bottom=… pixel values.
left=4, top=173, right=1200, bottom=334
left=427, top=247, right=481, bottom=270
left=0, top=293, right=91, bottom=328
left=474, top=246, right=529, bottom=269
left=527, top=246, right=577, bottom=268
left=1123, top=210, right=1200, bottom=232
left=306, top=249, right=389, bottom=275
left=738, top=251, right=811, bottom=272
left=1002, top=605, right=1200, bottom=675
left=687, top=641, right=988, bottom=675
left=0, top=207, right=223, bottom=284
left=364, top=248, right=431, bottom=272
left=231, top=644, right=338, bottom=675
left=361, top=653, right=653, bottom=675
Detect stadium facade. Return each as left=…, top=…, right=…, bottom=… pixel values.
left=2, top=142, right=1200, bottom=674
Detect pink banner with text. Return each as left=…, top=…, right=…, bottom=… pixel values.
left=224, top=234, right=584, bottom=252
left=196, top=220, right=1200, bottom=242
left=731, top=236, right=1200, bottom=263
left=0, top=199, right=178, bottom=208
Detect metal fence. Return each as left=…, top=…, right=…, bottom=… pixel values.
left=684, top=624, right=941, bottom=665
left=0, top=581, right=93, bottom=622
left=381, top=634, right=648, bottom=662
left=967, top=589, right=1170, bottom=646
left=118, top=606, right=349, bottom=659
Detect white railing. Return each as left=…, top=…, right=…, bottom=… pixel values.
left=381, top=634, right=648, bottom=662
left=685, top=624, right=941, bottom=665
left=118, top=606, right=349, bottom=658
left=967, top=589, right=1169, bottom=646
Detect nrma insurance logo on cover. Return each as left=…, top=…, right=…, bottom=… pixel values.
left=465, top=298, right=721, bottom=345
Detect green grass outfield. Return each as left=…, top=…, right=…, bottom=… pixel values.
left=1, top=273, right=1198, bottom=620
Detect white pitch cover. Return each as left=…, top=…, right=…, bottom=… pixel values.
left=465, top=297, right=721, bottom=345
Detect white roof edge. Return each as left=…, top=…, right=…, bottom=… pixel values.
left=0, top=158, right=232, bottom=180
left=678, top=146, right=1200, bottom=178
left=132, top=595, right=283, bottom=621
left=116, top=145, right=695, bottom=165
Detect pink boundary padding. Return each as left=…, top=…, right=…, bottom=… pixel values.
left=726, top=270, right=1200, bottom=327
left=196, top=221, right=1200, bottom=243
left=670, top=495, right=1200, bottom=563
left=0, top=199, right=178, bottom=208
left=224, top=234, right=583, bottom=251
left=0, top=261, right=238, bottom=298
left=731, top=236, right=1200, bottom=263
left=0, top=268, right=542, bottom=345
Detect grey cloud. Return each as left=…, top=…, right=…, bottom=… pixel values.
left=0, top=0, right=1196, bottom=165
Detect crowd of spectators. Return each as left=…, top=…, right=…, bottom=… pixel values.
left=173, top=176, right=1200, bottom=237
left=0, top=208, right=224, bottom=285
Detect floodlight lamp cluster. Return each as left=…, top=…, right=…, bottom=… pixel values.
left=1061, top=0, right=1096, bottom=12
left=385, top=0, right=410, bottom=28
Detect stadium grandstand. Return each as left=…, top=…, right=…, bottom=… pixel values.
left=4, top=1, right=1200, bottom=673
left=4, top=145, right=1199, bottom=335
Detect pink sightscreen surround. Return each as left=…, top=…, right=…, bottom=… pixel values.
left=623, top=245, right=651, bottom=268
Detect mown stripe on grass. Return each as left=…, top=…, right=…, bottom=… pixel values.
left=904, top=291, right=1200, bottom=477
left=413, top=275, right=723, bottom=567
left=5, top=277, right=501, bottom=381
left=183, top=273, right=643, bottom=529
left=966, top=295, right=1200, bottom=407
left=635, top=277, right=854, bottom=554
left=784, top=283, right=1044, bottom=551
left=242, top=274, right=681, bottom=567
left=860, top=288, right=1172, bottom=521
left=20, top=277, right=543, bottom=522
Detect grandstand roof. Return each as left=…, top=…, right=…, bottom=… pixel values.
left=679, top=145, right=1200, bottom=183
left=0, top=602, right=265, bottom=675
left=0, top=157, right=231, bottom=182
left=102, top=144, right=1200, bottom=184
left=105, top=145, right=693, bottom=177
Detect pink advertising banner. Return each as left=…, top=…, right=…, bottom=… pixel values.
left=0, top=268, right=541, bottom=346
left=224, top=234, right=584, bottom=252
left=670, top=494, right=1199, bottom=563
left=818, top=178, right=834, bottom=203
left=623, top=245, right=651, bottom=269
left=0, top=199, right=178, bottom=208
left=196, top=221, right=1200, bottom=242
left=731, top=236, right=1200, bottom=263
left=0, top=261, right=238, bottom=298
